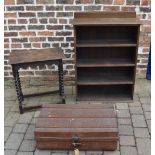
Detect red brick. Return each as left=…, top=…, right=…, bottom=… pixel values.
left=47, top=25, right=63, bottom=30
left=76, top=0, right=94, bottom=3
left=103, top=6, right=120, bottom=11
left=4, top=0, right=15, bottom=5
left=26, top=6, right=43, bottom=11
left=139, top=35, right=151, bottom=47
left=38, top=31, right=54, bottom=36
left=23, top=43, right=31, bottom=48
left=4, top=38, right=9, bottom=43
left=4, top=12, right=17, bottom=18
left=114, top=0, right=124, bottom=4
left=38, top=12, right=54, bottom=17
left=35, top=70, right=53, bottom=76
left=143, top=47, right=149, bottom=53
left=141, top=25, right=151, bottom=33
left=4, top=55, right=9, bottom=60
left=17, top=0, right=34, bottom=4
left=19, top=32, right=36, bottom=36
left=18, top=19, right=28, bottom=24
left=4, top=44, right=9, bottom=48
left=126, top=0, right=140, bottom=5
left=32, top=43, right=41, bottom=48
left=4, top=66, right=11, bottom=70
left=46, top=6, right=63, bottom=11
left=141, top=59, right=148, bottom=63
left=29, top=18, right=38, bottom=24
left=65, top=6, right=82, bottom=11
left=28, top=25, right=44, bottom=30
left=68, top=70, right=75, bottom=75
left=39, top=18, right=48, bottom=24
left=19, top=12, right=36, bottom=17
left=141, top=20, right=151, bottom=25
left=29, top=37, right=46, bottom=42
left=20, top=71, right=34, bottom=76
left=141, top=0, right=149, bottom=5
left=36, top=0, right=54, bottom=4
left=95, top=0, right=113, bottom=4
left=59, top=19, right=67, bottom=24
left=42, top=43, right=50, bottom=48
left=49, top=18, right=57, bottom=24
left=139, top=69, right=146, bottom=74
left=4, top=72, right=9, bottom=76
left=57, top=12, right=73, bottom=17
left=11, top=44, right=22, bottom=48
left=4, top=48, right=10, bottom=54
left=56, top=0, right=73, bottom=4
left=9, top=25, right=26, bottom=31
left=52, top=43, right=60, bottom=48
left=4, top=32, right=18, bottom=37
left=6, top=6, right=24, bottom=11
left=4, top=26, right=7, bottom=31
left=56, top=31, right=72, bottom=36
left=84, top=6, right=102, bottom=11
left=8, top=19, right=16, bottom=24
left=12, top=38, right=28, bottom=43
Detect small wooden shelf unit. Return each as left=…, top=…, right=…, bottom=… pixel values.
left=73, top=12, right=141, bottom=101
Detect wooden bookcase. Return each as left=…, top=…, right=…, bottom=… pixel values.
left=73, top=12, right=141, bottom=101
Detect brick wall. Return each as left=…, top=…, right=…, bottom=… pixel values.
left=4, top=0, right=151, bottom=81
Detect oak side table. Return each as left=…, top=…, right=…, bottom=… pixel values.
left=9, top=48, right=65, bottom=114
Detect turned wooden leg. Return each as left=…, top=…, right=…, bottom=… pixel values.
left=58, top=60, right=65, bottom=103
left=16, top=69, right=24, bottom=102
left=12, top=65, right=23, bottom=114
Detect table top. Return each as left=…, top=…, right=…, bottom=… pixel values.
left=9, top=48, right=65, bottom=65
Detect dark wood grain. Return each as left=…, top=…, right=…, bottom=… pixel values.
left=9, top=48, right=65, bottom=65
left=77, top=85, right=132, bottom=101
left=9, top=48, right=66, bottom=114
left=77, top=76, right=133, bottom=85
left=36, top=118, right=117, bottom=128
left=36, top=141, right=117, bottom=150
left=74, top=12, right=140, bottom=101
left=74, top=12, right=136, bottom=18
left=39, top=108, right=116, bottom=118
left=77, top=59, right=135, bottom=67
left=42, top=103, right=114, bottom=109
left=35, top=128, right=118, bottom=137
left=73, top=18, right=140, bottom=26
left=35, top=104, right=118, bottom=150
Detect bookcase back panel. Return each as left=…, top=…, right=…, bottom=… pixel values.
left=76, top=26, right=138, bottom=44
left=77, top=67, right=133, bottom=77
left=77, top=85, right=132, bottom=100
left=77, top=47, right=136, bottom=61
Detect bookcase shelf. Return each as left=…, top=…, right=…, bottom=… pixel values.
left=77, top=76, right=133, bottom=85
left=73, top=12, right=140, bottom=101
left=77, top=59, right=135, bottom=67
left=76, top=40, right=137, bottom=47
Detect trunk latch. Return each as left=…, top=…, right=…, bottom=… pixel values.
left=72, top=134, right=81, bottom=155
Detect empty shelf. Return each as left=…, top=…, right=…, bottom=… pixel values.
left=77, top=59, right=135, bottom=67
left=77, top=76, right=133, bottom=85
